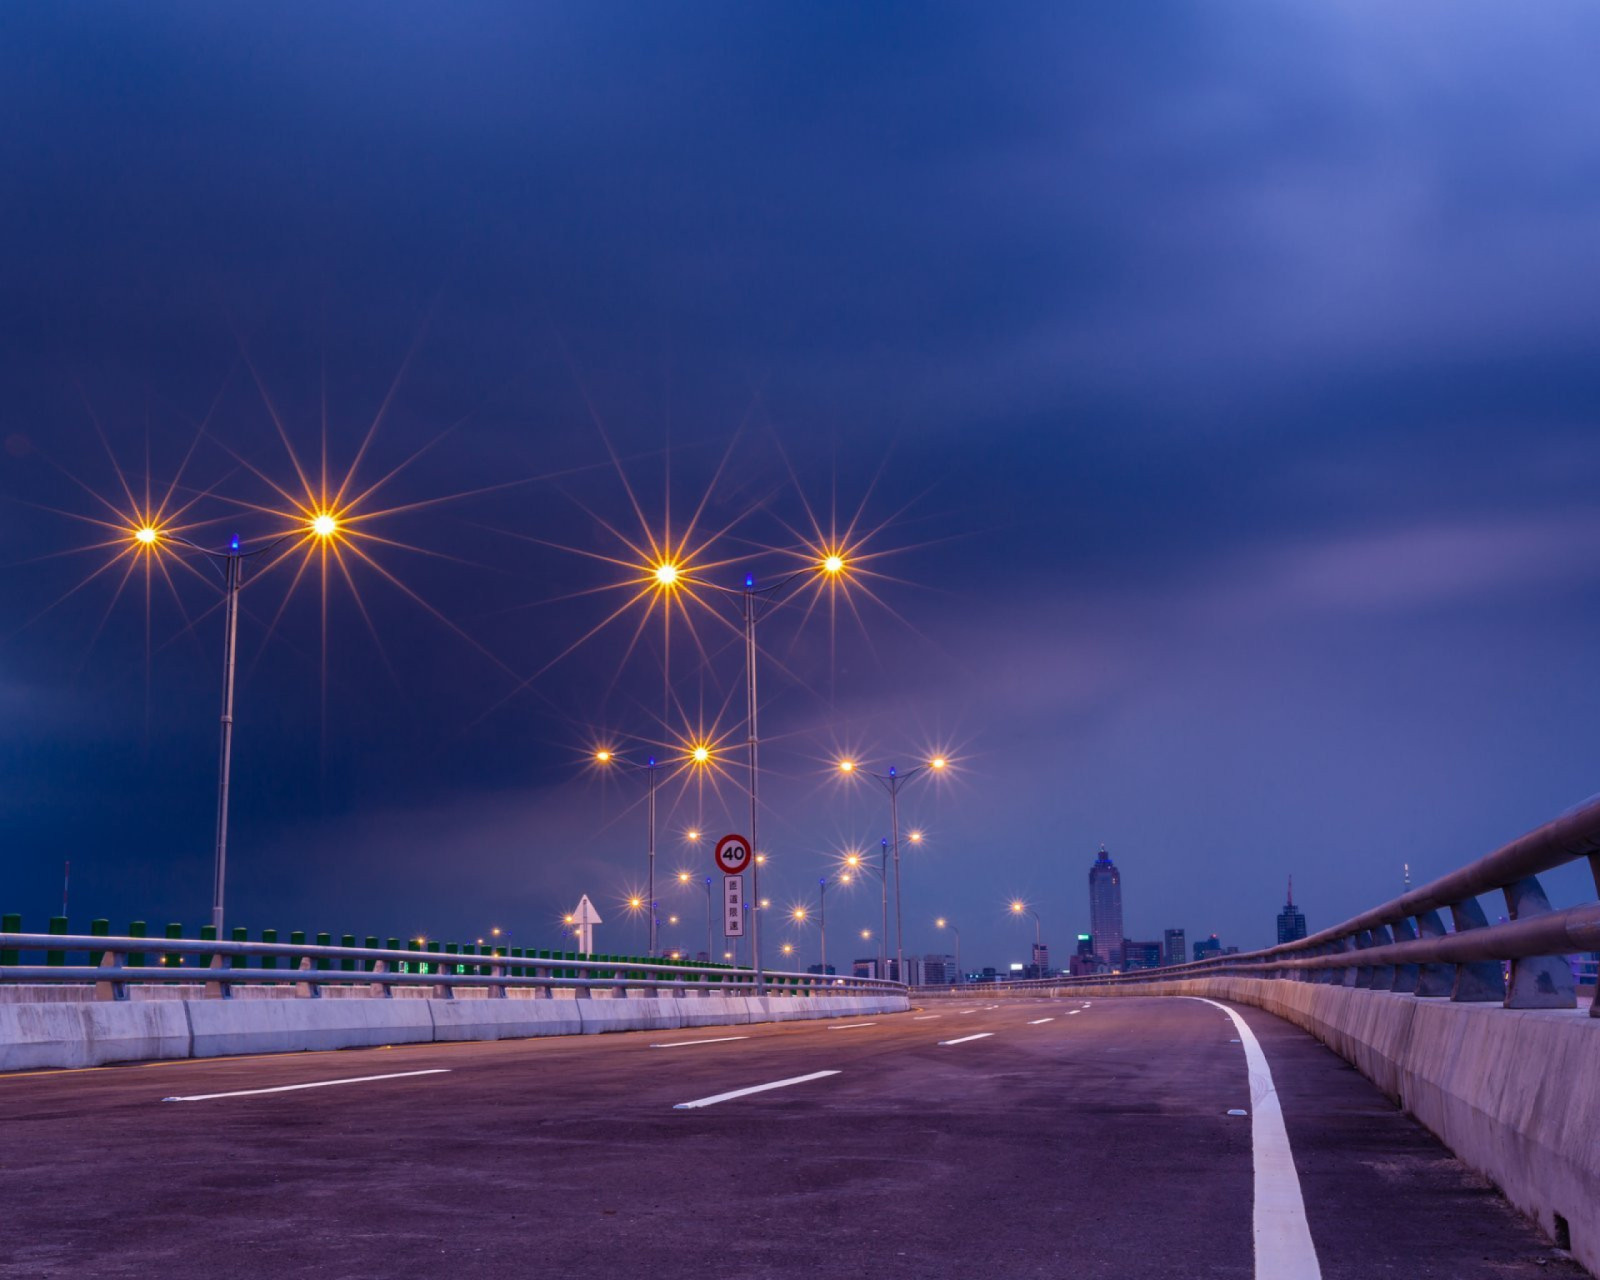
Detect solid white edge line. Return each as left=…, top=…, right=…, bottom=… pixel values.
left=1188, top=998, right=1322, bottom=1280
left=827, top=1022, right=877, bottom=1030
left=161, top=1068, right=450, bottom=1102
left=937, top=1032, right=994, bottom=1046
left=673, top=1069, right=840, bottom=1110
left=650, top=1036, right=749, bottom=1048
left=1027, top=1017, right=1055, bottom=1024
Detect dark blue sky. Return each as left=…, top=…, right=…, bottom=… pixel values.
left=4, top=3, right=1600, bottom=969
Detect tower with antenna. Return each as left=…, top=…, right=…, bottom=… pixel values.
left=1277, top=877, right=1307, bottom=944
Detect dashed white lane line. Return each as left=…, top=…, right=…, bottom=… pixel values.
left=827, top=1022, right=878, bottom=1031
left=1066, top=1009, right=1083, bottom=1015
left=957, top=1009, right=981, bottom=1015
left=912, top=1015, right=942, bottom=1021
left=161, top=1068, right=449, bottom=1102
left=1188, top=998, right=1322, bottom=1280
left=1027, top=1017, right=1055, bottom=1024
left=650, top=1036, right=749, bottom=1049
left=673, top=1070, right=840, bottom=1110
left=938, top=1033, right=995, bottom=1046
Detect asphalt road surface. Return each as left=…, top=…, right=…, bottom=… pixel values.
left=0, top=996, right=1581, bottom=1279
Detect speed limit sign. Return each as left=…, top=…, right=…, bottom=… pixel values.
left=713, top=832, right=753, bottom=875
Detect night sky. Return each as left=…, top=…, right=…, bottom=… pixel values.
left=5, top=4, right=1600, bottom=971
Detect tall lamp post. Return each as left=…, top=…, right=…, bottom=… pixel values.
left=677, top=869, right=714, bottom=962
left=843, top=844, right=891, bottom=979
left=837, top=756, right=947, bottom=982
left=133, top=516, right=334, bottom=934
left=1010, top=901, right=1043, bottom=977
left=656, top=554, right=847, bottom=992
left=790, top=876, right=831, bottom=977
left=936, top=917, right=962, bottom=986
left=593, top=750, right=661, bottom=954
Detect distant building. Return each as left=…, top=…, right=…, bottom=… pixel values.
left=1026, top=942, right=1051, bottom=979
left=923, top=953, right=957, bottom=985
left=1277, top=879, right=1307, bottom=945
left=1193, top=934, right=1223, bottom=964
left=1089, top=846, right=1125, bottom=970
left=1163, top=928, right=1186, bottom=968
left=1070, top=932, right=1102, bottom=976
left=853, top=957, right=885, bottom=980
left=806, top=963, right=837, bottom=976
left=899, top=956, right=927, bottom=985
left=1122, top=939, right=1163, bottom=971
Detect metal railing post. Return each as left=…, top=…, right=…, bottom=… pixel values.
left=1447, top=898, right=1505, bottom=1002
left=1501, top=875, right=1576, bottom=1009
left=1413, top=910, right=1455, bottom=996
left=1389, top=917, right=1420, bottom=992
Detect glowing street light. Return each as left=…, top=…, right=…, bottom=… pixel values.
left=841, top=844, right=890, bottom=978
left=936, top=917, right=963, bottom=987
left=837, top=756, right=949, bottom=982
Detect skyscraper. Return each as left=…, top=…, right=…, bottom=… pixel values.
left=1088, top=846, right=1124, bottom=970
left=1277, top=878, right=1307, bottom=945
left=1163, top=928, right=1186, bottom=968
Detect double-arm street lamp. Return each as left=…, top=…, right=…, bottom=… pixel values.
left=837, top=756, right=946, bottom=982
left=131, top=515, right=340, bottom=934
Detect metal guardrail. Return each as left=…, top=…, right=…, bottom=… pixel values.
left=0, top=934, right=906, bottom=1001
left=947, top=796, right=1600, bottom=1015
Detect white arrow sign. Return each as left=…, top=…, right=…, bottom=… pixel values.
left=571, top=894, right=602, bottom=954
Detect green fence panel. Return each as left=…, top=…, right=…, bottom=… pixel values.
left=47, top=916, right=67, bottom=967
left=1, top=913, right=18, bottom=966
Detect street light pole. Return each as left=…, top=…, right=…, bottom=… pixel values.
left=937, top=918, right=961, bottom=986
left=210, top=548, right=241, bottom=935
left=742, top=582, right=763, bottom=990
left=647, top=758, right=658, bottom=956
left=878, top=838, right=890, bottom=978
left=819, top=877, right=827, bottom=977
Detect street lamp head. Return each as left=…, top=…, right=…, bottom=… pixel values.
left=653, top=561, right=679, bottom=588
left=677, top=871, right=691, bottom=884
left=310, top=511, right=339, bottom=539
left=908, top=830, right=924, bottom=845
left=930, top=756, right=947, bottom=771
left=690, top=744, right=711, bottom=765
left=133, top=524, right=160, bottom=547
left=821, top=552, right=846, bottom=575
left=1010, top=900, right=1026, bottom=915
left=754, top=853, right=766, bottom=866
left=594, top=748, right=612, bottom=764
left=792, top=907, right=806, bottom=921
left=686, top=828, right=701, bottom=841
left=937, top=918, right=948, bottom=928
left=837, top=759, right=855, bottom=774
left=844, top=853, right=861, bottom=868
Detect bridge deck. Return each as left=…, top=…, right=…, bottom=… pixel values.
left=0, top=997, right=1580, bottom=1279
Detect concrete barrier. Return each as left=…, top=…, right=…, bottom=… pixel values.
left=0, top=992, right=910, bottom=1072
left=431, top=999, right=583, bottom=1041
left=187, top=997, right=435, bottom=1057
left=0, top=1001, right=190, bottom=1070
left=1042, top=978, right=1600, bottom=1276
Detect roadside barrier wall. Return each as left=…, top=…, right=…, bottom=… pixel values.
left=0, top=991, right=910, bottom=1072
left=1038, top=978, right=1600, bottom=1276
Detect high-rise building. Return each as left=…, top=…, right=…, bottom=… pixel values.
left=922, top=953, right=957, bottom=985
left=1193, top=934, right=1223, bottom=963
left=1277, top=878, right=1307, bottom=944
left=1088, top=846, right=1124, bottom=970
left=1163, top=928, right=1186, bottom=968
left=1122, top=939, right=1162, bottom=971
left=1026, top=942, right=1050, bottom=980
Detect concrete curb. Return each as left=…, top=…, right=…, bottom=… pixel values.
left=1044, top=978, right=1600, bottom=1276
left=0, top=1001, right=191, bottom=1071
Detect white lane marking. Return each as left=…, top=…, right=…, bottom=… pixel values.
left=161, top=1069, right=449, bottom=1102
left=958, top=1009, right=981, bottom=1015
left=938, top=1033, right=995, bottom=1046
left=650, top=1036, right=749, bottom=1048
left=1228, top=1109, right=1249, bottom=1116
left=827, top=1022, right=877, bottom=1031
left=1188, top=998, right=1322, bottom=1280
left=673, top=1070, right=840, bottom=1110
left=912, top=1015, right=942, bottom=1021
left=1066, top=1009, right=1082, bottom=1015
left=1028, top=1017, right=1055, bottom=1024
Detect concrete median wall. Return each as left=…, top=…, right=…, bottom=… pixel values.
left=0, top=991, right=909, bottom=1072
left=1041, top=978, right=1600, bottom=1276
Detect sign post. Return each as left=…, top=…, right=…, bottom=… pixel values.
left=571, top=894, right=602, bottom=955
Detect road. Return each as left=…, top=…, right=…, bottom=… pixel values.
left=0, top=996, right=1580, bottom=1279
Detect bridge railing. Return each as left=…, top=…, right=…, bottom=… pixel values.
left=0, top=933, right=905, bottom=1001
left=958, top=796, right=1600, bottom=1013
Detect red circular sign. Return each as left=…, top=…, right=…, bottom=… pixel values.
left=714, top=833, right=752, bottom=875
